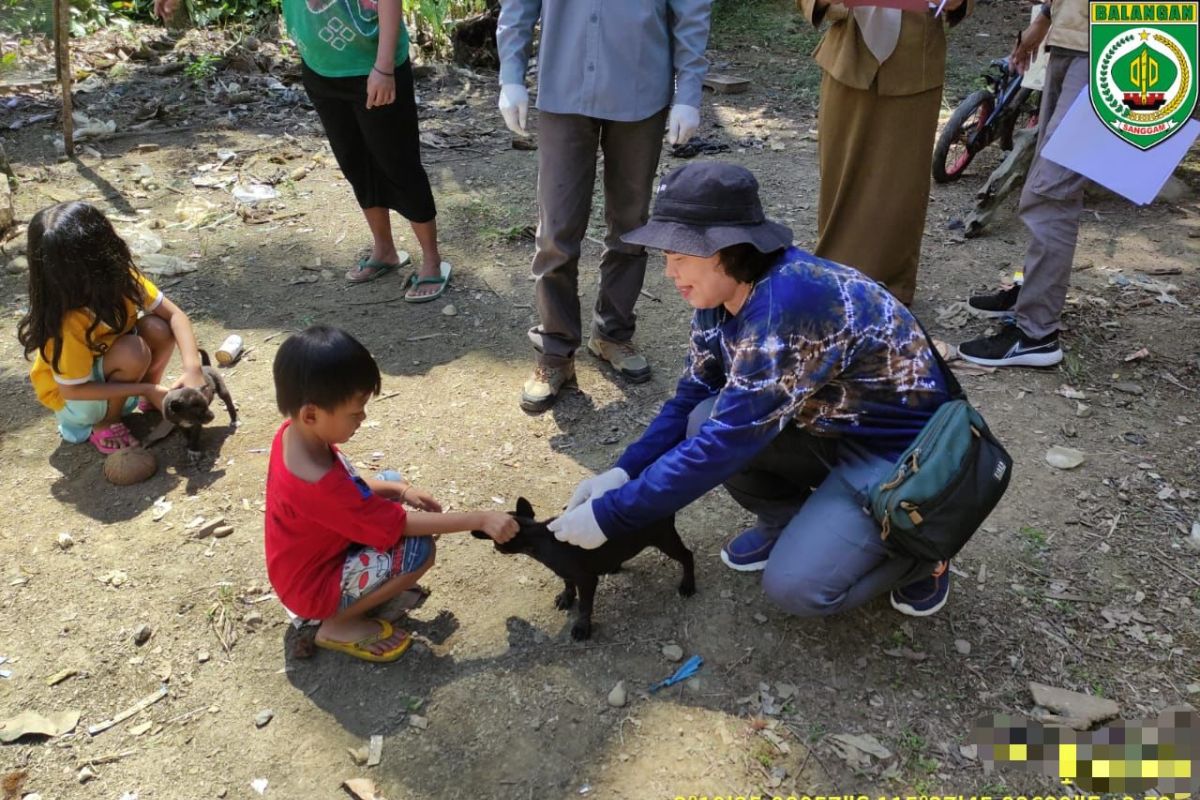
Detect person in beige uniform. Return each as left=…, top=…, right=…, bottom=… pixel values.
left=796, top=0, right=973, bottom=305
left=957, top=0, right=1088, bottom=367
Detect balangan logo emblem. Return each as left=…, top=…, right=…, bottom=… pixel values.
left=1090, top=2, right=1199, bottom=149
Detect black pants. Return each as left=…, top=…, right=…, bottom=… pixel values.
left=301, top=60, right=436, bottom=223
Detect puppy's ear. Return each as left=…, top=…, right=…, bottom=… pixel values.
left=515, top=497, right=535, bottom=519
left=470, top=530, right=490, bottom=540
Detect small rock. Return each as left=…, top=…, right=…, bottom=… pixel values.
left=348, top=746, right=368, bottom=765
left=441, top=303, right=457, bottom=316
left=243, top=611, right=264, bottom=626
left=4, top=255, right=28, bottom=274
left=753, top=612, right=768, bottom=624
left=661, top=644, right=684, bottom=662
left=197, top=650, right=210, bottom=663
left=1045, top=445, right=1086, bottom=470
left=1029, top=681, right=1120, bottom=729
left=954, top=639, right=971, bottom=655
left=133, top=623, right=153, bottom=646
left=194, top=517, right=225, bottom=539
left=211, top=525, right=234, bottom=539
left=607, top=681, right=627, bottom=708
left=78, top=766, right=97, bottom=783
left=1113, top=381, right=1143, bottom=396
left=776, top=682, right=797, bottom=699
left=254, top=709, right=273, bottom=728
left=1186, top=683, right=1200, bottom=695
left=56, top=532, right=75, bottom=550
left=367, top=734, right=383, bottom=766
left=408, top=714, right=428, bottom=730
left=719, top=589, right=733, bottom=599
left=1075, top=402, right=1092, bottom=418
left=217, top=789, right=228, bottom=799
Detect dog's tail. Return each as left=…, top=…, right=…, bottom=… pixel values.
left=199, top=349, right=212, bottom=367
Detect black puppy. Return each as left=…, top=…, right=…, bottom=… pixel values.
left=473, top=497, right=695, bottom=640
left=161, top=350, right=237, bottom=453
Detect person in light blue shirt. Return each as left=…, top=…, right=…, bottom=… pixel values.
left=547, top=163, right=958, bottom=619
left=496, top=0, right=713, bottom=414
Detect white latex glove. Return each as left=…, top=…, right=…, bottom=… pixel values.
left=667, top=104, right=700, bottom=146
left=498, top=83, right=529, bottom=136
left=548, top=501, right=608, bottom=550
left=565, top=467, right=629, bottom=512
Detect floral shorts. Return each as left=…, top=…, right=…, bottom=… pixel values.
left=338, top=536, right=433, bottom=611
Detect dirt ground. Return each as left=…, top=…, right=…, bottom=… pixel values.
left=2, top=2, right=1199, bottom=798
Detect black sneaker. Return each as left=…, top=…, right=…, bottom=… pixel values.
left=958, top=324, right=1062, bottom=367
left=967, top=284, right=1020, bottom=318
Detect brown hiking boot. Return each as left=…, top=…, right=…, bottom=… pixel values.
left=586, top=337, right=651, bottom=384
left=520, top=360, right=576, bottom=413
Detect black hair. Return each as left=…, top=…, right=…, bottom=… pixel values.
left=273, top=326, right=382, bottom=415
left=717, top=243, right=786, bottom=285
left=17, top=201, right=145, bottom=372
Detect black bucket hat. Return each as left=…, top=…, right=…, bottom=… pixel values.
left=622, top=162, right=793, bottom=257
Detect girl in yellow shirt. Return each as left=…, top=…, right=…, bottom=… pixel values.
left=17, top=202, right=208, bottom=453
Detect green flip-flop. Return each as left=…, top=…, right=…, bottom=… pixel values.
left=403, top=261, right=453, bottom=304
left=346, top=251, right=412, bottom=284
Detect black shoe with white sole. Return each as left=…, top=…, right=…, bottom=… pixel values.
left=958, top=325, right=1062, bottom=367
left=967, top=284, right=1021, bottom=317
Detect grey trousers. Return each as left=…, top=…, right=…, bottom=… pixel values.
left=528, top=108, right=669, bottom=365
left=687, top=400, right=932, bottom=617
left=1015, top=52, right=1090, bottom=339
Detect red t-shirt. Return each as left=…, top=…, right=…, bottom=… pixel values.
left=264, top=420, right=407, bottom=619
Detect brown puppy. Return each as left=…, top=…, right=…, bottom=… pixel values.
left=161, top=350, right=237, bottom=453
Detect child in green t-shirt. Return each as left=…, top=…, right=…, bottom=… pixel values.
left=154, top=0, right=452, bottom=302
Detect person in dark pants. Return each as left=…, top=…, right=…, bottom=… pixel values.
left=497, top=0, right=713, bottom=413
left=958, top=0, right=1087, bottom=366
left=157, top=0, right=451, bottom=301
left=548, top=162, right=956, bottom=618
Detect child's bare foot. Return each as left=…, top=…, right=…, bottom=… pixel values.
left=315, top=617, right=412, bottom=662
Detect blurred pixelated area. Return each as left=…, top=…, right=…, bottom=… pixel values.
left=972, top=709, right=1200, bottom=795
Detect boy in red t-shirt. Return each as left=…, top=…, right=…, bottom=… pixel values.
left=265, top=326, right=517, bottom=662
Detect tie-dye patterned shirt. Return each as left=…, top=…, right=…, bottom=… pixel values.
left=283, top=0, right=409, bottom=78
left=594, top=247, right=950, bottom=538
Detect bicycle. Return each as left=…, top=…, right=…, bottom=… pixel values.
left=932, top=56, right=1041, bottom=184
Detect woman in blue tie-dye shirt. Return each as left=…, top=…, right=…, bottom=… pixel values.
left=549, top=162, right=958, bottom=619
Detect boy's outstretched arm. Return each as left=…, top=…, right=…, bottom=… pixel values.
left=404, top=511, right=517, bottom=543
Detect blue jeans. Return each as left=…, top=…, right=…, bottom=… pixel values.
left=688, top=399, right=932, bottom=617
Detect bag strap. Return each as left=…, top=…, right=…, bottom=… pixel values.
left=909, top=312, right=966, bottom=401
left=799, top=311, right=960, bottom=508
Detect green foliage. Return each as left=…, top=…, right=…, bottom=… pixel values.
left=184, top=51, right=221, bottom=80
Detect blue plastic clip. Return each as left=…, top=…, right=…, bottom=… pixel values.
left=649, top=654, right=703, bottom=693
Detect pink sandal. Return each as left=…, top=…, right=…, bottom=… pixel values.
left=89, top=422, right=140, bottom=454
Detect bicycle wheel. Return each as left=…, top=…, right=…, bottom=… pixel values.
left=933, top=89, right=995, bottom=184
left=999, top=88, right=1041, bottom=151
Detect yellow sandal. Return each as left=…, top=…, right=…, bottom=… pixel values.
left=314, top=618, right=412, bottom=663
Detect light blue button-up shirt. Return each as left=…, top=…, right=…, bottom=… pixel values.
left=497, top=0, right=713, bottom=122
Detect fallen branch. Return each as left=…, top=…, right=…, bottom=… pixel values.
left=1149, top=550, right=1200, bottom=588
left=88, top=684, right=169, bottom=735
left=78, top=749, right=137, bottom=767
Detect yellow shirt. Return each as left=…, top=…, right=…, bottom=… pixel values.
left=30, top=273, right=162, bottom=411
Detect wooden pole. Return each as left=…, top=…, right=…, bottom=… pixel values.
left=53, top=0, right=74, bottom=156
